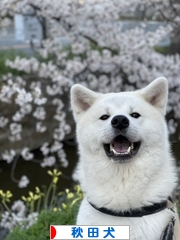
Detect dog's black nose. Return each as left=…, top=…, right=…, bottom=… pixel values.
left=111, top=115, right=129, bottom=130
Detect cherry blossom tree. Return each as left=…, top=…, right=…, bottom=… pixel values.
left=0, top=0, right=180, bottom=188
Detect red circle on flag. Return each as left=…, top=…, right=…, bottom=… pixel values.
left=50, top=226, right=56, bottom=239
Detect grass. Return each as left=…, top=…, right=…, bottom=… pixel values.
left=0, top=169, right=83, bottom=240
left=5, top=202, right=81, bottom=240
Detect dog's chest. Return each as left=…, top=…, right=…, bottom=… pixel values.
left=77, top=199, right=173, bottom=240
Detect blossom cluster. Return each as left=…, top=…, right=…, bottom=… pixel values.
left=0, top=189, right=38, bottom=230
left=1, top=203, right=38, bottom=230
left=0, top=169, right=64, bottom=231
left=0, top=73, right=70, bottom=187
left=0, top=0, right=180, bottom=188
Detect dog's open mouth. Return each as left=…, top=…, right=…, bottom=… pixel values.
left=104, top=135, right=140, bottom=163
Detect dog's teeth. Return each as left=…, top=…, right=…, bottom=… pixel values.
left=110, top=144, right=119, bottom=155
left=127, top=146, right=131, bottom=153
left=130, top=143, right=134, bottom=150
left=110, top=144, right=114, bottom=152
left=110, top=142, right=133, bottom=155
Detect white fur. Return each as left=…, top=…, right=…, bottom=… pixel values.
left=71, top=77, right=177, bottom=240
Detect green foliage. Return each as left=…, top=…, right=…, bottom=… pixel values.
left=0, top=169, right=83, bottom=240
left=0, top=49, right=28, bottom=76
left=0, top=49, right=55, bottom=77
left=5, top=200, right=81, bottom=240
left=154, top=46, right=172, bottom=55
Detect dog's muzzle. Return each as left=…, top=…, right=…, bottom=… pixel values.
left=104, top=135, right=140, bottom=163
left=104, top=115, right=141, bottom=163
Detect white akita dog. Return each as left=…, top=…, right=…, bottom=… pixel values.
left=71, top=77, right=180, bottom=240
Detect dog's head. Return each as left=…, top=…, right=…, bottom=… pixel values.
left=71, top=77, right=168, bottom=164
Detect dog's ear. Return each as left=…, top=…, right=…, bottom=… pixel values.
left=71, top=84, right=98, bottom=121
left=139, top=77, right=168, bottom=115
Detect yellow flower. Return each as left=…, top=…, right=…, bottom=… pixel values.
left=47, top=169, right=62, bottom=177
left=29, top=191, right=34, bottom=198
left=28, top=191, right=40, bottom=201
left=70, top=198, right=81, bottom=208
left=6, top=191, right=13, bottom=198
left=65, top=189, right=69, bottom=194
left=47, top=170, right=53, bottom=176
left=62, top=203, right=67, bottom=209
left=22, top=196, right=27, bottom=202
left=53, top=177, right=59, bottom=184
left=22, top=196, right=31, bottom=202
left=53, top=207, right=61, bottom=212
left=0, top=190, right=13, bottom=202
left=35, top=187, right=40, bottom=194
left=35, top=187, right=44, bottom=197
left=22, top=191, right=40, bottom=203
left=74, top=185, right=83, bottom=198
left=0, top=190, right=3, bottom=196
left=67, top=192, right=74, bottom=199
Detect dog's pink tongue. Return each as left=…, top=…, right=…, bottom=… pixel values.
left=113, top=139, right=130, bottom=153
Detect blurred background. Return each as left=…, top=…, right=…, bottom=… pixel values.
left=0, top=0, right=180, bottom=239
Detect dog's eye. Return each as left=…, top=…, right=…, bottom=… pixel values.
left=131, top=112, right=141, bottom=118
left=100, top=115, right=110, bottom=120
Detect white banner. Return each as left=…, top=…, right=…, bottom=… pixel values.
left=50, top=225, right=130, bottom=240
